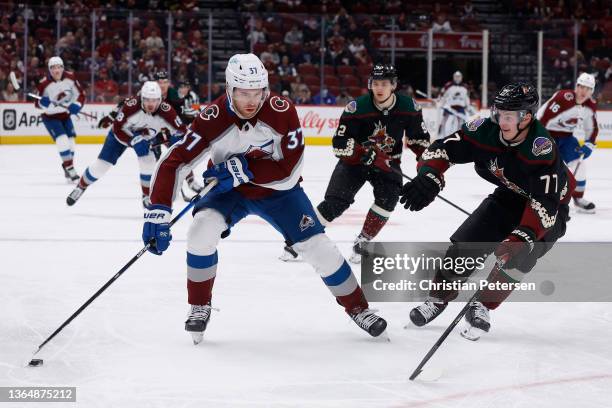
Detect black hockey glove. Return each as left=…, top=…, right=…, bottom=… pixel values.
left=494, top=227, right=535, bottom=270
left=399, top=171, right=444, bottom=211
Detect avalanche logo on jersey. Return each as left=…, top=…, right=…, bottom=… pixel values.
left=56, top=89, right=74, bottom=105
left=243, top=140, right=274, bottom=160
left=368, top=121, right=395, bottom=153
left=532, top=137, right=553, bottom=156
left=299, top=214, right=315, bottom=232
left=488, top=158, right=528, bottom=197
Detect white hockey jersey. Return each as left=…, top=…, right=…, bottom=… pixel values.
left=35, top=71, right=86, bottom=120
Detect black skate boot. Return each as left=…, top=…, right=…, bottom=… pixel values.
left=573, top=197, right=595, bottom=214
left=66, top=185, right=85, bottom=206
left=349, top=308, right=387, bottom=337
left=63, top=165, right=79, bottom=183
left=460, top=301, right=490, bottom=341
left=349, top=234, right=370, bottom=264
left=279, top=244, right=300, bottom=262
left=185, top=303, right=212, bottom=345
left=409, top=298, right=448, bottom=327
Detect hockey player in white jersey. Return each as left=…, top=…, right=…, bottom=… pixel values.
left=35, top=56, right=86, bottom=182
left=537, top=73, right=599, bottom=213
left=66, top=81, right=186, bottom=207
left=142, top=53, right=387, bottom=344
left=437, top=71, right=471, bottom=138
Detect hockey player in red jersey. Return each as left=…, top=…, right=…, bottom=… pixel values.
left=66, top=81, right=186, bottom=207
left=141, top=53, right=387, bottom=344
left=537, top=73, right=599, bottom=213
left=35, top=56, right=86, bottom=182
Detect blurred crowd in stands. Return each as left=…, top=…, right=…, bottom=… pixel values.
left=0, top=0, right=610, bottom=104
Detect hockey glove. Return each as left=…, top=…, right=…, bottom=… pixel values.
left=97, top=113, right=116, bottom=128
left=130, top=135, right=150, bottom=157
left=577, top=142, right=595, bottom=159
left=142, top=205, right=172, bottom=255
left=494, top=227, right=535, bottom=270
left=202, top=156, right=253, bottom=195
left=68, top=103, right=81, bottom=115
left=399, top=171, right=444, bottom=211
left=151, top=128, right=183, bottom=148
left=361, top=146, right=392, bottom=172
left=39, top=96, right=51, bottom=108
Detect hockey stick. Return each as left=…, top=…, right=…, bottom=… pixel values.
left=27, top=179, right=218, bottom=366
left=391, top=168, right=472, bottom=216
left=409, top=256, right=507, bottom=380
left=27, top=93, right=97, bottom=120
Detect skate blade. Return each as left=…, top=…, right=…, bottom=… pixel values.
left=278, top=254, right=302, bottom=262
left=376, top=330, right=391, bottom=342
left=459, top=325, right=486, bottom=341
left=191, top=332, right=204, bottom=345
left=576, top=208, right=596, bottom=214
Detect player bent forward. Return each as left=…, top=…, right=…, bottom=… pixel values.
left=401, top=83, right=575, bottom=340
left=66, top=81, right=186, bottom=207
left=141, top=53, right=387, bottom=344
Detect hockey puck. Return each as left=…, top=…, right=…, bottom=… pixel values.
left=28, top=359, right=43, bottom=367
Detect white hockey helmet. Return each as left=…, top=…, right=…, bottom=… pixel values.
left=141, top=81, right=162, bottom=110
left=48, top=56, right=64, bottom=69
left=141, top=81, right=162, bottom=100
left=225, top=53, right=269, bottom=118
left=453, top=71, right=463, bottom=84
left=576, top=72, right=595, bottom=90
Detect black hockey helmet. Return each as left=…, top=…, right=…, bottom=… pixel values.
left=492, top=82, right=539, bottom=140
left=154, top=70, right=169, bottom=81
left=368, top=64, right=398, bottom=89
left=492, top=82, right=539, bottom=115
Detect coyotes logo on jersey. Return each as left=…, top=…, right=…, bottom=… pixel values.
left=488, top=158, right=528, bottom=197
left=367, top=121, right=395, bottom=153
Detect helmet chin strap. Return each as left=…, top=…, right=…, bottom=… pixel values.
left=505, top=119, right=532, bottom=144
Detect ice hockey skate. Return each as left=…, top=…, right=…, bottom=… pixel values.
left=279, top=245, right=301, bottom=262
left=349, top=308, right=387, bottom=337
left=573, top=197, right=595, bottom=214
left=460, top=301, right=491, bottom=341
left=409, top=298, right=449, bottom=327
left=185, top=304, right=212, bottom=345
left=63, top=165, right=79, bottom=183
left=348, top=234, right=370, bottom=264
left=66, top=185, right=85, bottom=206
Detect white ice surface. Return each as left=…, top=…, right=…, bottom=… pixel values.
left=1, top=145, right=611, bottom=408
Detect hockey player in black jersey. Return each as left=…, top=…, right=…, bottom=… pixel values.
left=281, top=64, right=431, bottom=263
left=402, top=83, right=575, bottom=340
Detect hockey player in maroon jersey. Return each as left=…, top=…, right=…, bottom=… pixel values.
left=141, top=53, right=387, bottom=344
left=402, top=83, right=575, bottom=340
left=66, top=81, right=186, bottom=207
left=35, top=56, right=86, bottom=182
left=537, top=73, right=599, bottom=213
left=96, top=71, right=204, bottom=196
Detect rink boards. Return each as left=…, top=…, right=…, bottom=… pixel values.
left=1, top=102, right=611, bottom=147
